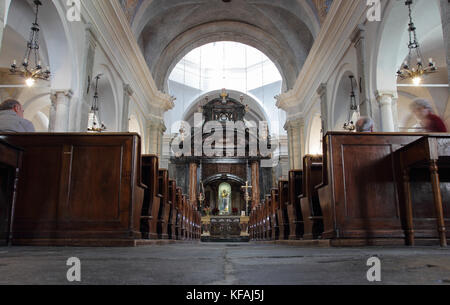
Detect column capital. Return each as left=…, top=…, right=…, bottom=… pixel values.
left=375, top=90, right=397, bottom=105
left=284, top=116, right=305, bottom=131
left=51, top=89, right=73, bottom=99
left=146, top=119, right=166, bottom=132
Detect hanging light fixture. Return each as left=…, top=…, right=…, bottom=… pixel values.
left=87, top=74, right=107, bottom=132
left=343, top=75, right=360, bottom=131
left=397, top=0, right=437, bottom=85
left=10, top=0, right=50, bottom=87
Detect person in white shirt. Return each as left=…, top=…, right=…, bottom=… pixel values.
left=0, top=99, right=35, bottom=133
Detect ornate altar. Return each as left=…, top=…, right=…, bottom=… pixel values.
left=201, top=216, right=250, bottom=242
left=170, top=90, right=273, bottom=242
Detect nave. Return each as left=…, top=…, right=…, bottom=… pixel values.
left=0, top=243, right=449, bottom=285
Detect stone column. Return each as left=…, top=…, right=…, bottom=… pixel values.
left=376, top=91, right=396, bottom=132
left=251, top=161, right=260, bottom=209
left=189, top=162, right=198, bottom=207
left=285, top=118, right=305, bottom=170
left=317, top=84, right=328, bottom=134
left=351, top=25, right=372, bottom=118
left=146, top=119, right=166, bottom=156
left=50, top=90, right=73, bottom=132
left=121, top=84, right=134, bottom=132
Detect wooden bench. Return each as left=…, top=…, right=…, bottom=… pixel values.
left=141, top=155, right=161, bottom=240
left=287, top=170, right=304, bottom=240
left=277, top=180, right=290, bottom=240
left=1, top=133, right=145, bottom=246
left=270, top=188, right=279, bottom=240
left=265, top=195, right=272, bottom=240
left=168, top=180, right=177, bottom=240
left=317, top=132, right=450, bottom=245
left=175, top=187, right=183, bottom=240
left=157, top=169, right=170, bottom=239
left=0, top=140, right=23, bottom=246
left=396, top=135, right=450, bottom=247
left=300, top=155, right=324, bottom=240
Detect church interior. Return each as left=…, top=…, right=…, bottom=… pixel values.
left=0, top=0, right=449, bottom=286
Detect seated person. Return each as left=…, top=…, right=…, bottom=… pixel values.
left=0, top=99, right=35, bottom=133
left=410, top=99, right=448, bottom=133
left=356, top=116, right=374, bottom=132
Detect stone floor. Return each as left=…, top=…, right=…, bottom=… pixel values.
left=0, top=242, right=449, bottom=285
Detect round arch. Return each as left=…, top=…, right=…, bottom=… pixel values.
left=330, top=64, right=357, bottom=131
left=306, top=112, right=322, bottom=155
left=372, top=0, right=444, bottom=94
left=92, top=64, right=120, bottom=132
left=156, top=21, right=295, bottom=93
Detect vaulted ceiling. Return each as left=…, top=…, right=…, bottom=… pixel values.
left=120, top=0, right=323, bottom=93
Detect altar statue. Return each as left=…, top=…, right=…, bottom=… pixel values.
left=220, top=189, right=230, bottom=215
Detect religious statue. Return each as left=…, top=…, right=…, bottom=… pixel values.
left=219, top=189, right=230, bottom=215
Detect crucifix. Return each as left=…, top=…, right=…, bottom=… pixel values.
left=241, top=181, right=252, bottom=216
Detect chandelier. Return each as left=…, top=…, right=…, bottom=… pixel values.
left=87, top=74, right=107, bottom=132
left=9, top=0, right=50, bottom=87
left=396, top=0, right=437, bottom=86
left=343, top=75, right=360, bottom=131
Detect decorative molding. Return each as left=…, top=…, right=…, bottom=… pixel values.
left=51, top=89, right=74, bottom=100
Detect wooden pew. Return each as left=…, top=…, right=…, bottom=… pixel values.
left=270, top=189, right=279, bottom=240
left=300, top=155, right=324, bottom=240
left=157, top=169, right=170, bottom=239
left=250, top=209, right=255, bottom=240
left=1, top=133, right=145, bottom=246
left=277, top=180, right=290, bottom=240
left=256, top=205, right=262, bottom=240
left=0, top=140, right=23, bottom=246
left=287, top=170, right=304, bottom=240
left=265, top=195, right=272, bottom=240
left=187, top=199, right=193, bottom=240
left=175, top=188, right=183, bottom=240
left=317, top=132, right=450, bottom=245
left=196, top=210, right=201, bottom=239
left=141, top=155, right=161, bottom=240
left=168, top=180, right=177, bottom=240
left=181, top=195, right=187, bottom=240
left=261, top=199, right=267, bottom=240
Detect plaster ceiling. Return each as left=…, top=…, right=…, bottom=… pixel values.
left=128, top=0, right=320, bottom=92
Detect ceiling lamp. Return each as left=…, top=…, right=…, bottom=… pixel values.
left=343, top=75, right=360, bottom=132
left=396, top=0, right=437, bottom=85
left=87, top=74, right=107, bottom=132
left=10, top=0, right=50, bottom=87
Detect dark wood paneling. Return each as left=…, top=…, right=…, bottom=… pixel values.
left=319, top=132, right=450, bottom=241
left=288, top=170, right=304, bottom=240
left=0, top=133, right=144, bottom=245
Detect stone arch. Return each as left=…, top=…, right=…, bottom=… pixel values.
left=306, top=112, right=322, bottom=155
left=372, top=0, right=445, bottom=94
left=330, top=64, right=358, bottom=131
left=156, top=22, right=294, bottom=93
left=92, top=64, right=120, bottom=132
